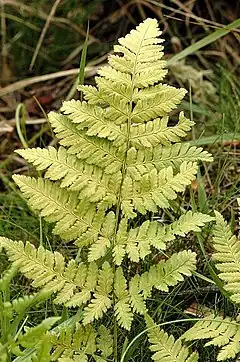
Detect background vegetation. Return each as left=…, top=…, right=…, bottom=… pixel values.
left=0, top=1, right=240, bottom=360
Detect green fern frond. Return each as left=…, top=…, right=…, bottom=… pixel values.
left=114, top=267, right=133, bottom=330
left=131, top=91, right=187, bottom=123
left=146, top=315, right=198, bottom=362
left=122, top=161, right=198, bottom=218
left=61, top=100, right=128, bottom=146
left=212, top=211, right=240, bottom=303
left=83, top=262, right=113, bottom=324
left=129, top=112, right=193, bottom=148
left=165, top=211, right=214, bottom=240
left=17, top=146, right=120, bottom=206
left=129, top=275, right=147, bottom=315
left=126, top=143, right=212, bottom=181
left=9, top=18, right=215, bottom=360
left=49, top=323, right=96, bottom=360
left=6, top=292, right=48, bottom=317
left=96, top=325, right=113, bottom=358
left=0, top=238, right=100, bottom=306
left=183, top=315, right=240, bottom=361
left=139, top=250, right=196, bottom=297
left=48, top=112, right=124, bottom=174
left=19, top=317, right=60, bottom=349
left=12, top=175, right=110, bottom=245
left=49, top=323, right=113, bottom=361
left=123, top=211, right=212, bottom=262
left=9, top=317, right=59, bottom=358
left=0, top=264, right=18, bottom=291
left=112, top=18, right=167, bottom=87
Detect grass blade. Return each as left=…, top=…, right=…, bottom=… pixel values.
left=168, top=18, right=240, bottom=65
left=15, top=103, right=28, bottom=149
left=78, top=21, right=89, bottom=87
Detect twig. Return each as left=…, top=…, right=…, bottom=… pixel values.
left=29, top=0, right=62, bottom=71
left=0, top=66, right=97, bottom=96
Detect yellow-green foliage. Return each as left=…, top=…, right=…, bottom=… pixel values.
left=183, top=315, right=240, bottom=361
left=146, top=315, right=199, bottom=362
left=0, top=18, right=214, bottom=361
left=180, top=201, right=240, bottom=361
left=212, top=209, right=240, bottom=303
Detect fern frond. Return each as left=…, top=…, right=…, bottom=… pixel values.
left=114, top=267, right=133, bottom=330
left=139, top=250, right=196, bottom=297
left=126, top=220, right=166, bottom=261
left=48, top=112, right=124, bottom=174
left=129, top=275, right=147, bottom=315
left=126, top=143, right=212, bottom=181
left=49, top=323, right=96, bottom=360
left=0, top=237, right=100, bottom=306
left=183, top=314, right=240, bottom=361
left=111, top=18, right=167, bottom=87
left=17, top=146, right=120, bottom=206
left=122, top=212, right=212, bottom=262
left=8, top=292, right=49, bottom=316
left=12, top=175, right=110, bottom=245
left=83, top=262, right=113, bottom=324
left=0, top=264, right=18, bottom=291
left=212, top=211, right=240, bottom=303
left=96, top=325, right=113, bottom=358
left=146, top=315, right=198, bottom=362
left=165, top=211, right=214, bottom=240
left=61, top=100, right=128, bottom=147
left=132, top=92, right=187, bottom=123
left=122, top=162, right=198, bottom=218
left=66, top=262, right=98, bottom=307
left=129, top=112, right=193, bottom=148
left=9, top=18, right=214, bottom=360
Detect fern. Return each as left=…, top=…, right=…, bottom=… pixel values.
left=0, top=18, right=214, bottom=361
left=183, top=315, right=240, bottom=361
left=139, top=250, right=197, bottom=297
left=114, top=267, right=133, bottom=330
left=146, top=315, right=199, bottom=362
left=211, top=211, right=240, bottom=303
left=48, top=323, right=113, bottom=361
left=179, top=205, right=240, bottom=361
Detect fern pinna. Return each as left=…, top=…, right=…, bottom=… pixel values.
left=183, top=199, right=240, bottom=361
left=0, top=19, right=213, bottom=361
